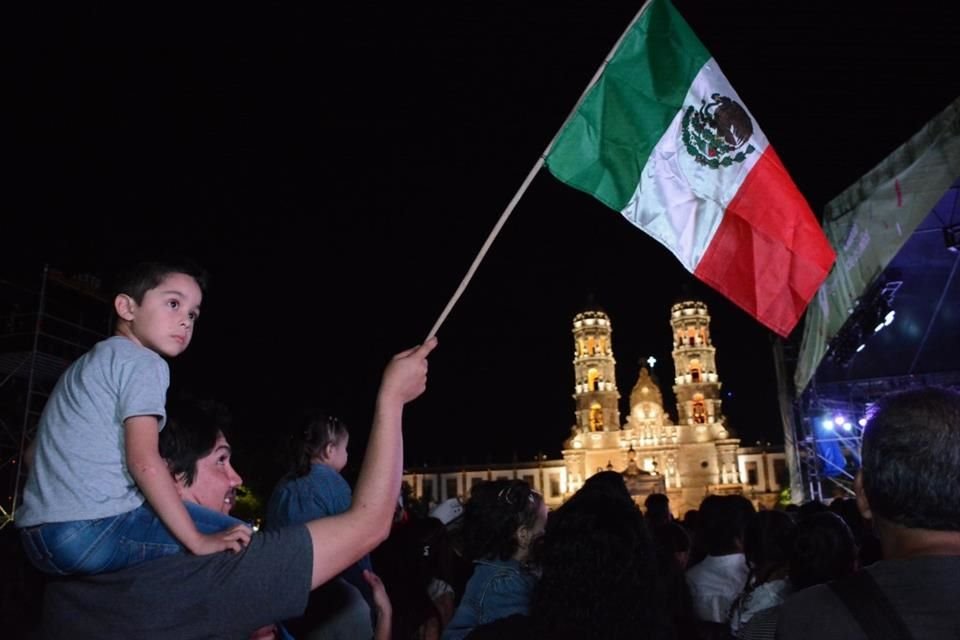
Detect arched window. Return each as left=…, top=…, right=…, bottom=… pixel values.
left=589, top=402, right=603, bottom=431
left=692, top=393, right=706, bottom=424
left=588, top=368, right=600, bottom=392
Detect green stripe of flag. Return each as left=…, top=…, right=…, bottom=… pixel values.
left=545, top=0, right=710, bottom=210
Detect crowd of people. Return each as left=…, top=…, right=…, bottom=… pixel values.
left=4, top=259, right=960, bottom=639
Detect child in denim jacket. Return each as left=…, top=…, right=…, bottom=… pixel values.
left=442, top=479, right=547, bottom=640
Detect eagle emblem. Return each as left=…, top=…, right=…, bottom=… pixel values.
left=681, top=93, right=755, bottom=168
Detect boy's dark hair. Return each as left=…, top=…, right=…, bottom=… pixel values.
left=112, top=258, right=209, bottom=303
left=861, top=386, right=960, bottom=531
left=159, top=395, right=231, bottom=487
left=284, top=409, right=350, bottom=478
left=462, top=479, right=543, bottom=562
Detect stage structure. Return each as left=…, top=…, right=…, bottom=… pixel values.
left=0, top=266, right=110, bottom=528
left=792, top=97, right=960, bottom=502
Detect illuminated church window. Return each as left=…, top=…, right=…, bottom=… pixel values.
left=692, top=393, right=706, bottom=424
left=588, top=368, right=601, bottom=391
left=589, top=402, right=603, bottom=431
left=689, top=359, right=701, bottom=383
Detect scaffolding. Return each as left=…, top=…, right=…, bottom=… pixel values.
left=794, top=371, right=960, bottom=503
left=0, top=266, right=111, bottom=528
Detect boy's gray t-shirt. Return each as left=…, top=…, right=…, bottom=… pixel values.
left=17, top=335, right=169, bottom=526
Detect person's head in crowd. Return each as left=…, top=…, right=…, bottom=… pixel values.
left=652, top=520, right=692, bottom=570
left=528, top=485, right=672, bottom=639
left=284, top=409, right=351, bottom=477
left=742, top=509, right=796, bottom=585
left=828, top=496, right=882, bottom=567
left=580, top=470, right=632, bottom=504
left=681, top=508, right=700, bottom=537
left=697, top=494, right=754, bottom=556
left=644, top=492, right=673, bottom=527
left=789, top=511, right=857, bottom=590
left=798, top=499, right=829, bottom=519
left=373, top=516, right=455, bottom=640
left=406, top=516, right=457, bottom=592
left=858, top=386, right=960, bottom=535
left=462, top=479, right=547, bottom=564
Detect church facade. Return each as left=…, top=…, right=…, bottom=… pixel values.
left=403, top=300, right=785, bottom=516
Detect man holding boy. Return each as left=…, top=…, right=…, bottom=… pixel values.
left=40, top=337, right=435, bottom=638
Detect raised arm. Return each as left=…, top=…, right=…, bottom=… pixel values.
left=306, top=337, right=437, bottom=588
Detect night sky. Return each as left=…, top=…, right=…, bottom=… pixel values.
left=6, top=1, right=960, bottom=493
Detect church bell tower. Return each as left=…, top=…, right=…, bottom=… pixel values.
left=571, top=310, right=620, bottom=433
left=670, top=300, right=741, bottom=487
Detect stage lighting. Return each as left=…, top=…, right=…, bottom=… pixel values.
left=821, top=419, right=835, bottom=431
left=945, top=223, right=960, bottom=253
left=842, top=422, right=853, bottom=432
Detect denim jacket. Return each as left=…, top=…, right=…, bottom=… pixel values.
left=441, top=558, right=537, bottom=640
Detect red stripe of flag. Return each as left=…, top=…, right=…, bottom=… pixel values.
left=693, top=147, right=836, bottom=337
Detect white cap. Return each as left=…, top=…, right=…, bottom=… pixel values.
left=429, top=497, right=464, bottom=525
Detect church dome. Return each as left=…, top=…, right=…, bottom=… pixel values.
left=629, top=367, right=665, bottom=409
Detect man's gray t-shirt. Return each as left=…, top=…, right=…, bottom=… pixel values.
left=41, top=525, right=314, bottom=639
left=776, top=556, right=960, bottom=639
left=17, top=336, right=169, bottom=526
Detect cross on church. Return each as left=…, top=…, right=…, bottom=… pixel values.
left=646, top=355, right=657, bottom=368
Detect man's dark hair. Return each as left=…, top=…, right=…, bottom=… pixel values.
left=861, top=386, right=960, bottom=531
left=112, top=257, right=209, bottom=303
left=159, top=394, right=231, bottom=486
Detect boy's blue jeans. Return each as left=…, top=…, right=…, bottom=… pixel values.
left=19, top=501, right=246, bottom=575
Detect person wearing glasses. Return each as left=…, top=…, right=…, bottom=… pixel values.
left=441, top=479, right=547, bottom=640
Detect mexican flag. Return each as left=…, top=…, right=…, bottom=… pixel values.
left=545, top=0, right=835, bottom=337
